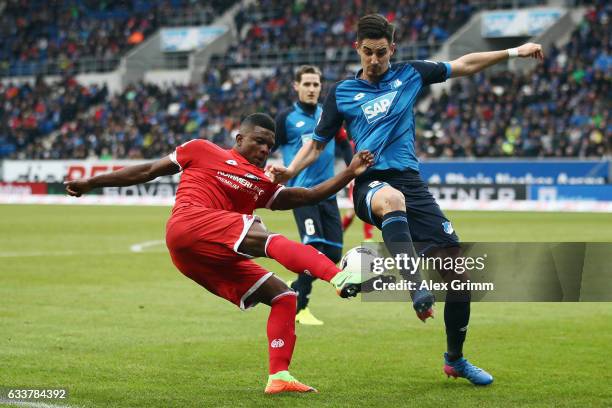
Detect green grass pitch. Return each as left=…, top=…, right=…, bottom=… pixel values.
left=1, top=205, right=611, bottom=407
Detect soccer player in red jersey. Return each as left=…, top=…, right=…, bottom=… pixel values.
left=65, top=113, right=374, bottom=394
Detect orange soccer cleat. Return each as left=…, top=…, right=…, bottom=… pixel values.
left=264, top=371, right=318, bottom=394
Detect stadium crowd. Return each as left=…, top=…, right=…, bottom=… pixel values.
left=417, top=3, right=610, bottom=158
left=220, top=0, right=555, bottom=66
left=0, top=2, right=608, bottom=160
left=0, top=0, right=235, bottom=76
left=0, top=76, right=108, bottom=158
left=222, top=0, right=476, bottom=66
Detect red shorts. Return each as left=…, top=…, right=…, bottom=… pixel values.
left=166, top=206, right=272, bottom=310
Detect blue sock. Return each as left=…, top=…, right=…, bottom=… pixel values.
left=381, top=211, right=421, bottom=281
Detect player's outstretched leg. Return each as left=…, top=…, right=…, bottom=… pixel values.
left=239, top=221, right=374, bottom=298
left=368, top=186, right=435, bottom=321
left=380, top=210, right=435, bottom=321
left=265, top=234, right=373, bottom=298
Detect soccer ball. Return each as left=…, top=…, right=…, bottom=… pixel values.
left=340, top=246, right=382, bottom=277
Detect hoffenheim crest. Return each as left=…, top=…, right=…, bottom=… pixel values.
left=442, top=221, right=454, bottom=234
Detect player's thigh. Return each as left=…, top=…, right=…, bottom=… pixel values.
left=353, top=178, right=404, bottom=228
left=167, top=208, right=260, bottom=262
left=171, top=252, right=277, bottom=310
left=292, top=204, right=325, bottom=244
left=402, top=183, right=460, bottom=253
left=238, top=219, right=271, bottom=258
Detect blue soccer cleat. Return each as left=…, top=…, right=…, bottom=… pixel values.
left=443, top=353, right=493, bottom=385
left=412, top=288, right=435, bottom=322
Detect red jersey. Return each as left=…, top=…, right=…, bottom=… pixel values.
left=169, top=139, right=283, bottom=214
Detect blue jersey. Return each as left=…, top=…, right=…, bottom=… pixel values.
left=275, top=102, right=336, bottom=188
left=313, top=60, right=451, bottom=172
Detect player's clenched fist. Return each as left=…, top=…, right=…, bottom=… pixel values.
left=347, top=150, right=374, bottom=177
left=64, top=179, right=92, bottom=197
left=265, top=164, right=292, bottom=184
left=516, top=43, right=544, bottom=60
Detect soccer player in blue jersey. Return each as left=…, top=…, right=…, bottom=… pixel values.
left=274, top=65, right=353, bottom=325
left=269, top=14, right=544, bottom=385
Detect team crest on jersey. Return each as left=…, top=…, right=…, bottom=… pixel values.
left=390, top=79, right=403, bottom=89
left=296, top=121, right=305, bottom=128
left=226, top=159, right=238, bottom=166
left=361, top=91, right=397, bottom=124
left=442, top=221, right=454, bottom=235
left=244, top=173, right=260, bottom=181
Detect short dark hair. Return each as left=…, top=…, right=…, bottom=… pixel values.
left=294, top=65, right=322, bottom=83
left=241, top=112, right=275, bottom=133
left=357, top=14, right=395, bottom=43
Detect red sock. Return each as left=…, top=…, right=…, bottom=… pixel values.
left=265, top=234, right=340, bottom=282
left=342, top=213, right=355, bottom=231
left=364, top=222, right=374, bottom=240
left=267, top=292, right=297, bottom=374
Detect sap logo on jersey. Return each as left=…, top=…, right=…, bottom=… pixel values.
left=361, top=91, right=397, bottom=124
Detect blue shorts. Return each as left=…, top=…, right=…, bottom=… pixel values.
left=292, top=197, right=343, bottom=249
left=353, top=169, right=459, bottom=252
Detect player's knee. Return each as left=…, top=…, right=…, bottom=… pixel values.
left=384, top=189, right=406, bottom=211
left=373, top=187, right=405, bottom=215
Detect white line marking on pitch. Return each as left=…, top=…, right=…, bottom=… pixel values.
left=0, top=398, right=77, bottom=408
left=129, top=239, right=165, bottom=252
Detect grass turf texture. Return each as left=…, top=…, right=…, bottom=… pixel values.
left=1, top=205, right=611, bottom=408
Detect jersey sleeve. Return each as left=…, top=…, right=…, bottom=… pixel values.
left=260, top=184, right=286, bottom=209
left=168, top=139, right=208, bottom=171
left=273, top=108, right=291, bottom=152
left=408, top=60, right=452, bottom=86
left=313, top=82, right=343, bottom=144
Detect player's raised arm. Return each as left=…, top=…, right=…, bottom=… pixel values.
left=449, top=42, right=544, bottom=78
left=271, top=150, right=373, bottom=210
left=64, top=156, right=180, bottom=197
left=267, top=139, right=326, bottom=184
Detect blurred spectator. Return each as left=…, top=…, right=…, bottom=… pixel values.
left=0, top=75, right=107, bottom=158
left=416, top=2, right=610, bottom=159
left=0, top=0, right=236, bottom=76
left=2, top=2, right=608, bottom=160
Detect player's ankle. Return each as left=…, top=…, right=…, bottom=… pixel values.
left=269, top=370, right=293, bottom=381
left=446, top=352, right=463, bottom=362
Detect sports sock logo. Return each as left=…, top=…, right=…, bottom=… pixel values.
left=270, top=339, right=285, bottom=348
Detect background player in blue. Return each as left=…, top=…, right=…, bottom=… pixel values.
left=269, top=14, right=544, bottom=385
left=274, top=65, right=353, bottom=325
